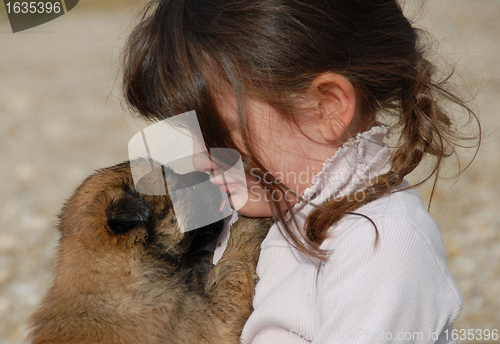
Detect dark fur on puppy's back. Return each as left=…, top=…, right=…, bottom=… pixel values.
left=27, top=160, right=270, bottom=344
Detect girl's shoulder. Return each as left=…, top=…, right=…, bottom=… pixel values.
left=321, top=182, right=451, bottom=278
left=332, top=181, right=440, bottom=242
left=315, top=185, right=463, bottom=334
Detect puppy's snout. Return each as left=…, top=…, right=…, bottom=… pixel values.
left=179, top=171, right=223, bottom=215
left=107, top=192, right=152, bottom=234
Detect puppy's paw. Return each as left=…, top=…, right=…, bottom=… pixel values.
left=225, top=217, right=271, bottom=262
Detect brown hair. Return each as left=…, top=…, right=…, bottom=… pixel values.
left=122, top=0, right=480, bottom=261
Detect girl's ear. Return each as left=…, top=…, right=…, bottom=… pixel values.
left=310, top=73, right=356, bottom=143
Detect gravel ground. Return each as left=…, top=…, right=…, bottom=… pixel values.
left=0, top=1, right=499, bottom=343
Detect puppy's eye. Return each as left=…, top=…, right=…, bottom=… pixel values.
left=107, top=192, right=152, bottom=234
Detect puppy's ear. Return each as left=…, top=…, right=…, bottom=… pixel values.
left=107, top=192, right=152, bottom=234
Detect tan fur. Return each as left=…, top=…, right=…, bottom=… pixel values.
left=27, top=160, right=270, bottom=344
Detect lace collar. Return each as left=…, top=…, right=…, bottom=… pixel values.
left=257, top=125, right=393, bottom=249
left=291, top=125, right=392, bottom=213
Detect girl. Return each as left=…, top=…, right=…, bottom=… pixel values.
left=122, top=0, right=479, bottom=342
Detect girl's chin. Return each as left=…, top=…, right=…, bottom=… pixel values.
left=234, top=200, right=273, bottom=218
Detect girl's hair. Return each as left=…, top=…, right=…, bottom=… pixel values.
left=122, top=0, right=479, bottom=261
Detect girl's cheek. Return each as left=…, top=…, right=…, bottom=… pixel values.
left=249, top=185, right=263, bottom=202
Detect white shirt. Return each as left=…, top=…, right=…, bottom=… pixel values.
left=213, top=126, right=462, bottom=344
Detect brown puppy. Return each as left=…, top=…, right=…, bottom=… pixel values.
left=27, top=159, right=270, bottom=344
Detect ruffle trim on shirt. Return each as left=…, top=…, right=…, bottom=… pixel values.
left=266, top=125, right=393, bottom=248
left=297, top=125, right=391, bottom=206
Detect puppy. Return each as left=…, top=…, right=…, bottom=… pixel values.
left=27, top=159, right=270, bottom=344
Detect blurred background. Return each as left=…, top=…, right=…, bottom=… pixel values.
left=0, top=0, right=498, bottom=342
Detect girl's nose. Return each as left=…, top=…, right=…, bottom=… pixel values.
left=192, top=151, right=213, bottom=175
left=192, top=135, right=213, bottom=174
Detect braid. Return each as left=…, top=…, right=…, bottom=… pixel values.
left=305, top=56, right=462, bottom=257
